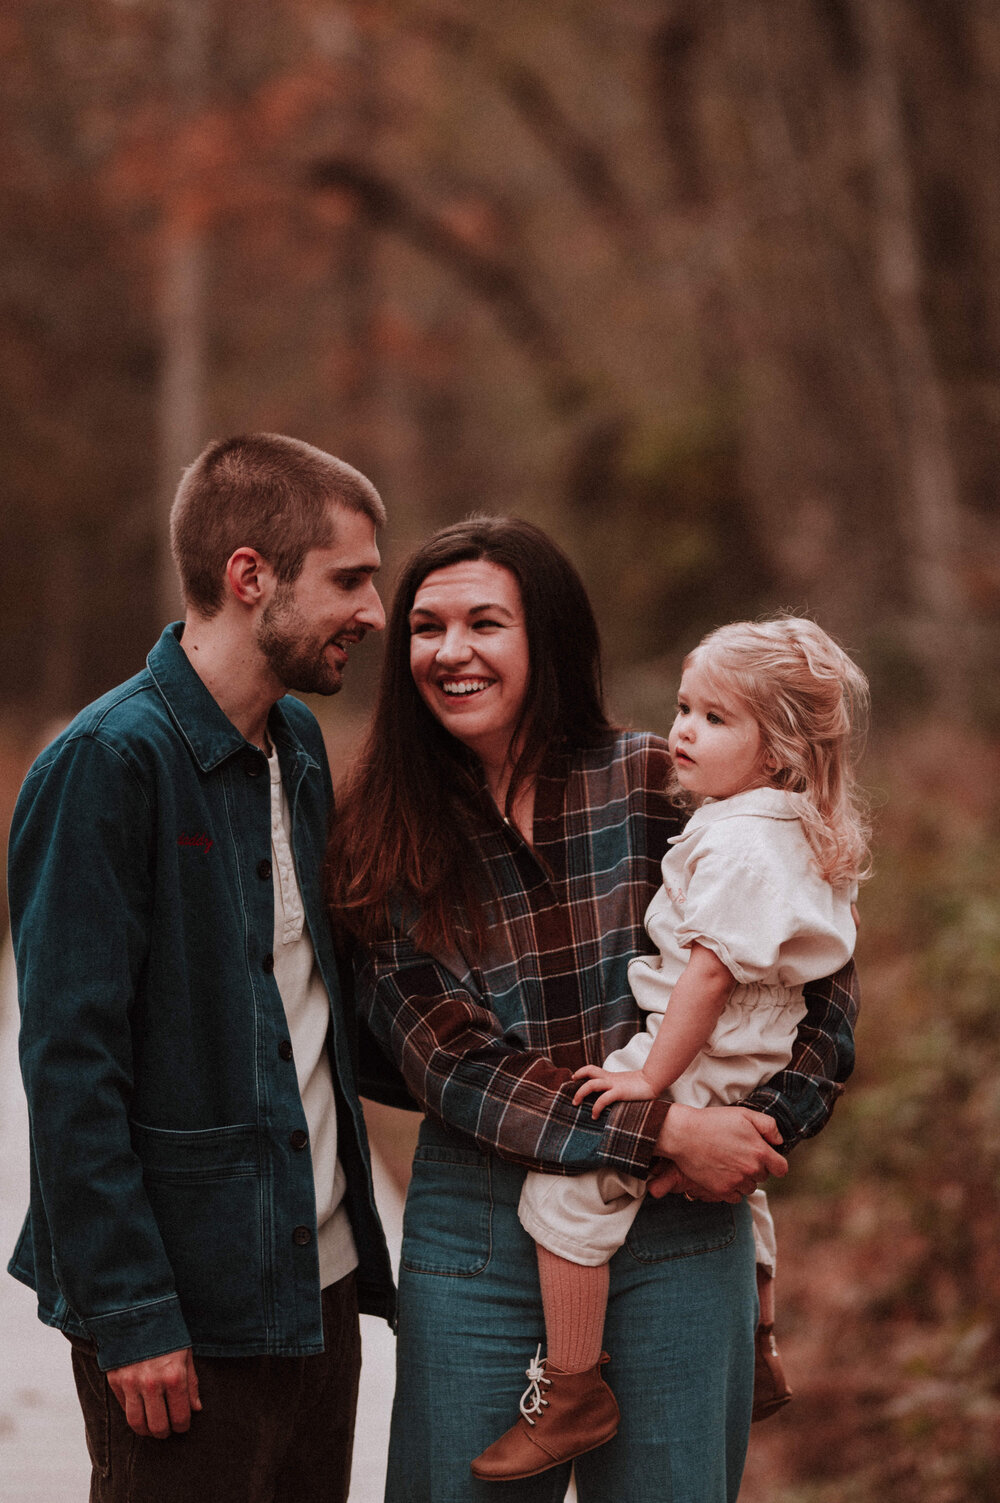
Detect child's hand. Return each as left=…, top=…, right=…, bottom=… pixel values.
left=572, top=1065, right=656, bottom=1119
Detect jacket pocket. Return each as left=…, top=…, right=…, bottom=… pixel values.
left=130, top=1121, right=267, bottom=1344
left=401, top=1144, right=493, bottom=1277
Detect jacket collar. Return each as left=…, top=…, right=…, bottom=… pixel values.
left=146, top=623, right=315, bottom=774
left=686, top=786, right=801, bottom=827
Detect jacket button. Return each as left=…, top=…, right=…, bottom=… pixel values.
left=292, top=1226, right=312, bottom=1246
left=243, top=751, right=264, bottom=777
left=289, top=1129, right=308, bottom=1151
left=257, top=859, right=271, bottom=880
left=262, top=953, right=275, bottom=974
left=278, top=1039, right=293, bottom=1061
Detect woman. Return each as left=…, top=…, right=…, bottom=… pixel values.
left=330, top=518, right=858, bottom=1502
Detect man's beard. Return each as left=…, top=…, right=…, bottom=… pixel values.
left=256, top=593, right=346, bottom=697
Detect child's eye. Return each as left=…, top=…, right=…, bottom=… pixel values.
left=676, top=701, right=690, bottom=715
left=707, top=712, right=724, bottom=725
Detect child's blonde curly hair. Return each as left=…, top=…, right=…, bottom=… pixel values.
left=681, top=615, right=871, bottom=887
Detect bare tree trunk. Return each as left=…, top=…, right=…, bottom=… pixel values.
left=157, top=0, right=209, bottom=628
left=855, top=0, right=971, bottom=711
left=158, top=230, right=206, bottom=624
left=336, top=27, right=429, bottom=592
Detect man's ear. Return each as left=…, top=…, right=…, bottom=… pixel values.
left=225, top=547, right=272, bottom=606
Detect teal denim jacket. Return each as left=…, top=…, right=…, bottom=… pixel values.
left=7, top=624, right=395, bottom=1370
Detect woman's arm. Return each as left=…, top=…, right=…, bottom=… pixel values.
left=357, top=936, right=669, bottom=1179
left=360, top=923, right=858, bottom=1190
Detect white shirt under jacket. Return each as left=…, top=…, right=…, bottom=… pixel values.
left=268, top=749, right=357, bottom=1289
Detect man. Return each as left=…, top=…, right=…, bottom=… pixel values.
left=7, top=433, right=395, bottom=1502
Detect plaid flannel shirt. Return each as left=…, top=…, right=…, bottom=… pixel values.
left=357, top=731, right=858, bottom=1179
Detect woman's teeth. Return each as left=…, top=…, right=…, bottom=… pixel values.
left=441, top=679, right=491, bottom=696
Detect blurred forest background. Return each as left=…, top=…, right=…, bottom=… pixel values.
left=1, top=1, right=998, bottom=1498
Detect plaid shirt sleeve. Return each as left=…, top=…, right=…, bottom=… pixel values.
left=357, top=932, right=667, bottom=1177
left=742, top=958, right=860, bottom=1149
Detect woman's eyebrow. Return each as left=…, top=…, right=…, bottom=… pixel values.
left=467, top=601, right=515, bottom=616
left=408, top=600, right=516, bottom=618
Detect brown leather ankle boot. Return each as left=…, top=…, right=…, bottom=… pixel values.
left=471, top=1346, right=620, bottom=1481
left=752, top=1320, right=792, bottom=1421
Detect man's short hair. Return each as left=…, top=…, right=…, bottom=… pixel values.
left=170, top=433, right=386, bottom=618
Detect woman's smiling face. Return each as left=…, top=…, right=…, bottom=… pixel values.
left=408, top=559, right=531, bottom=772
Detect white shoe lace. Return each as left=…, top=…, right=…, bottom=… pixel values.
left=518, top=1345, right=552, bottom=1427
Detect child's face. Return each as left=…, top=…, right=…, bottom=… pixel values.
left=668, top=663, right=767, bottom=801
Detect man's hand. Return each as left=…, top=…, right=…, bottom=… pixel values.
left=572, top=1064, right=656, bottom=1118
left=651, top=1103, right=788, bottom=1201
left=107, top=1348, right=201, bottom=1439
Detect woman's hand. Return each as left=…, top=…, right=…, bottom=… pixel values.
left=572, top=1064, right=656, bottom=1119
left=651, top=1102, right=788, bottom=1201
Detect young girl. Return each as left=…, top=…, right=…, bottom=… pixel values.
left=472, top=615, right=869, bottom=1482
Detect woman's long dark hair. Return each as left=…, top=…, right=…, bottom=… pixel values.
left=328, top=516, right=614, bottom=956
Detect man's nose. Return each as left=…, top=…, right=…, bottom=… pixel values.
left=357, top=582, right=386, bottom=632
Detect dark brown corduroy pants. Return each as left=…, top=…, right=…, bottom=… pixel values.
left=69, top=1272, right=362, bottom=1503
